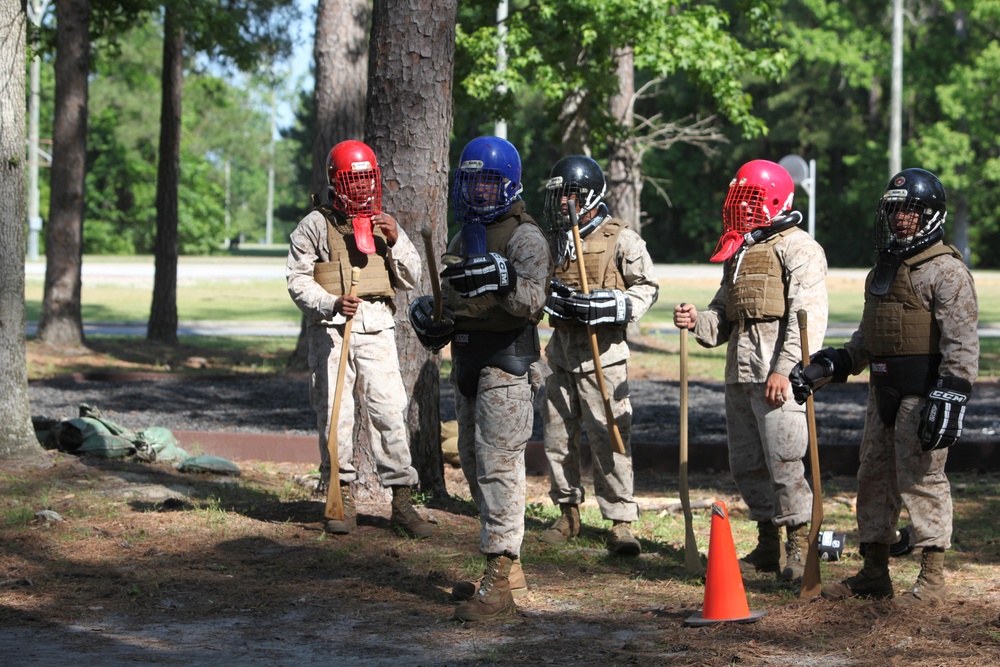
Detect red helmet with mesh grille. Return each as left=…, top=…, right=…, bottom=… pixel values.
left=722, top=160, right=794, bottom=234
left=327, top=140, right=382, bottom=217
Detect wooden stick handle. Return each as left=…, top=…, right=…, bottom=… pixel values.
left=797, top=308, right=824, bottom=598
left=569, top=200, right=626, bottom=456
left=324, top=267, right=361, bottom=521
left=420, top=227, right=442, bottom=322
left=679, top=318, right=702, bottom=574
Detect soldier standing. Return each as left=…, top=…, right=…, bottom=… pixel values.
left=537, top=156, right=659, bottom=556
left=410, top=136, right=552, bottom=621
left=286, top=140, right=433, bottom=539
left=791, top=168, right=978, bottom=606
left=673, top=160, right=828, bottom=584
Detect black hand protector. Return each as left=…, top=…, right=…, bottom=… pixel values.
left=918, top=376, right=972, bottom=451
left=543, top=279, right=576, bottom=320
left=407, top=296, right=455, bottom=352
left=565, top=289, right=632, bottom=326
left=789, top=347, right=852, bottom=404
left=440, top=253, right=517, bottom=298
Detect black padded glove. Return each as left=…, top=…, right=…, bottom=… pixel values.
left=543, top=279, right=576, bottom=320
left=440, top=253, right=516, bottom=297
left=565, top=289, right=632, bottom=326
left=918, top=376, right=972, bottom=451
left=407, top=296, right=455, bottom=352
left=789, top=347, right=852, bottom=404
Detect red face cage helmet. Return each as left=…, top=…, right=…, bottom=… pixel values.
left=327, top=140, right=382, bottom=217
left=721, top=160, right=795, bottom=234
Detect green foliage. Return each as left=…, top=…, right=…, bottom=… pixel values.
left=76, top=17, right=308, bottom=255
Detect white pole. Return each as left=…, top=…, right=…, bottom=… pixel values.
left=807, top=159, right=816, bottom=238
left=266, top=87, right=276, bottom=245
left=26, top=0, right=50, bottom=262
left=495, top=0, right=508, bottom=139
left=889, top=0, right=903, bottom=177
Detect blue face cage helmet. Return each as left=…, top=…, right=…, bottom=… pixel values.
left=452, top=136, right=524, bottom=227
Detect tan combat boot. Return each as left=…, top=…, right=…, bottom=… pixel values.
left=323, top=483, right=357, bottom=535
left=739, top=521, right=784, bottom=574
left=822, top=542, right=893, bottom=600
left=781, top=523, right=809, bottom=584
left=894, top=548, right=947, bottom=608
left=608, top=521, right=642, bottom=557
left=539, top=503, right=580, bottom=545
left=389, top=486, right=434, bottom=539
left=453, top=556, right=528, bottom=601
left=453, top=554, right=516, bottom=621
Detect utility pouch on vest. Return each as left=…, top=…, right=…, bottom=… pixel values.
left=869, top=354, right=941, bottom=425
left=451, top=325, right=541, bottom=397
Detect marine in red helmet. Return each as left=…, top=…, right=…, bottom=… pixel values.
left=286, top=140, right=433, bottom=540
left=673, top=159, right=829, bottom=586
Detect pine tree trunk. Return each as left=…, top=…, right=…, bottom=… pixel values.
left=148, top=8, right=183, bottom=345
left=364, top=0, right=457, bottom=498
left=606, top=46, right=643, bottom=234
left=0, top=0, right=44, bottom=459
left=37, top=0, right=90, bottom=348
left=288, top=0, right=371, bottom=373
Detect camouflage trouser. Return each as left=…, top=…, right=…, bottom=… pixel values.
left=541, top=361, right=638, bottom=522
left=454, top=365, right=533, bottom=558
left=856, top=385, right=952, bottom=548
left=726, top=383, right=812, bottom=527
left=309, top=324, right=418, bottom=488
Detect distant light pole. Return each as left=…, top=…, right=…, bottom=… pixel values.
left=779, top=154, right=816, bottom=238
left=494, top=0, right=508, bottom=139
left=889, top=0, right=903, bottom=177
left=26, top=0, right=51, bottom=262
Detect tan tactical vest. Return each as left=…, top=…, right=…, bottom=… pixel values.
left=724, top=227, right=801, bottom=321
left=551, top=217, right=626, bottom=330
left=862, top=243, right=962, bottom=356
left=450, top=204, right=543, bottom=332
left=312, top=210, right=396, bottom=299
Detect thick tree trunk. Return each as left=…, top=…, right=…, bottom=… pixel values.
left=148, top=8, right=183, bottom=344
left=37, top=0, right=90, bottom=348
left=605, top=46, right=643, bottom=234
left=0, top=0, right=44, bottom=459
left=288, top=0, right=371, bottom=373
left=365, top=0, right=456, bottom=498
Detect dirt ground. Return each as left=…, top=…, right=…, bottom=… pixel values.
left=6, top=342, right=1000, bottom=666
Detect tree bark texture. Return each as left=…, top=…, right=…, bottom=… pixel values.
left=605, top=47, right=643, bottom=234
left=0, top=0, right=44, bottom=458
left=148, top=8, right=183, bottom=344
left=37, top=0, right=90, bottom=347
left=365, top=0, right=457, bottom=498
left=288, top=0, right=371, bottom=373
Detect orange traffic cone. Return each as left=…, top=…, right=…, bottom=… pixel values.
left=685, top=501, right=766, bottom=626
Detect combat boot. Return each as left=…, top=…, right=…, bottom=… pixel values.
left=894, top=548, right=947, bottom=608
left=390, top=486, right=434, bottom=539
left=821, top=542, right=893, bottom=600
left=453, top=556, right=528, bottom=601
left=781, top=523, right=809, bottom=584
left=739, top=521, right=784, bottom=574
left=539, top=503, right=580, bottom=545
left=453, top=554, right=516, bottom=621
left=608, top=521, right=642, bottom=557
left=323, top=483, right=357, bottom=535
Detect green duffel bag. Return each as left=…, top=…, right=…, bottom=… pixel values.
left=177, top=455, right=241, bottom=476
left=69, top=417, right=137, bottom=459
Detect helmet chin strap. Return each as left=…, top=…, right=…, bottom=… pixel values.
left=577, top=203, right=609, bottom=238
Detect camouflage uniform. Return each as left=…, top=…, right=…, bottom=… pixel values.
left=542, top=222, right=659, bottom=522
left=692, top=228, right=828, bottom=527
left=843, top=245, right=978, bottom=549
left=286, top=208, right=421, bottom=488
left=446, top=201, right=552, bottom=557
